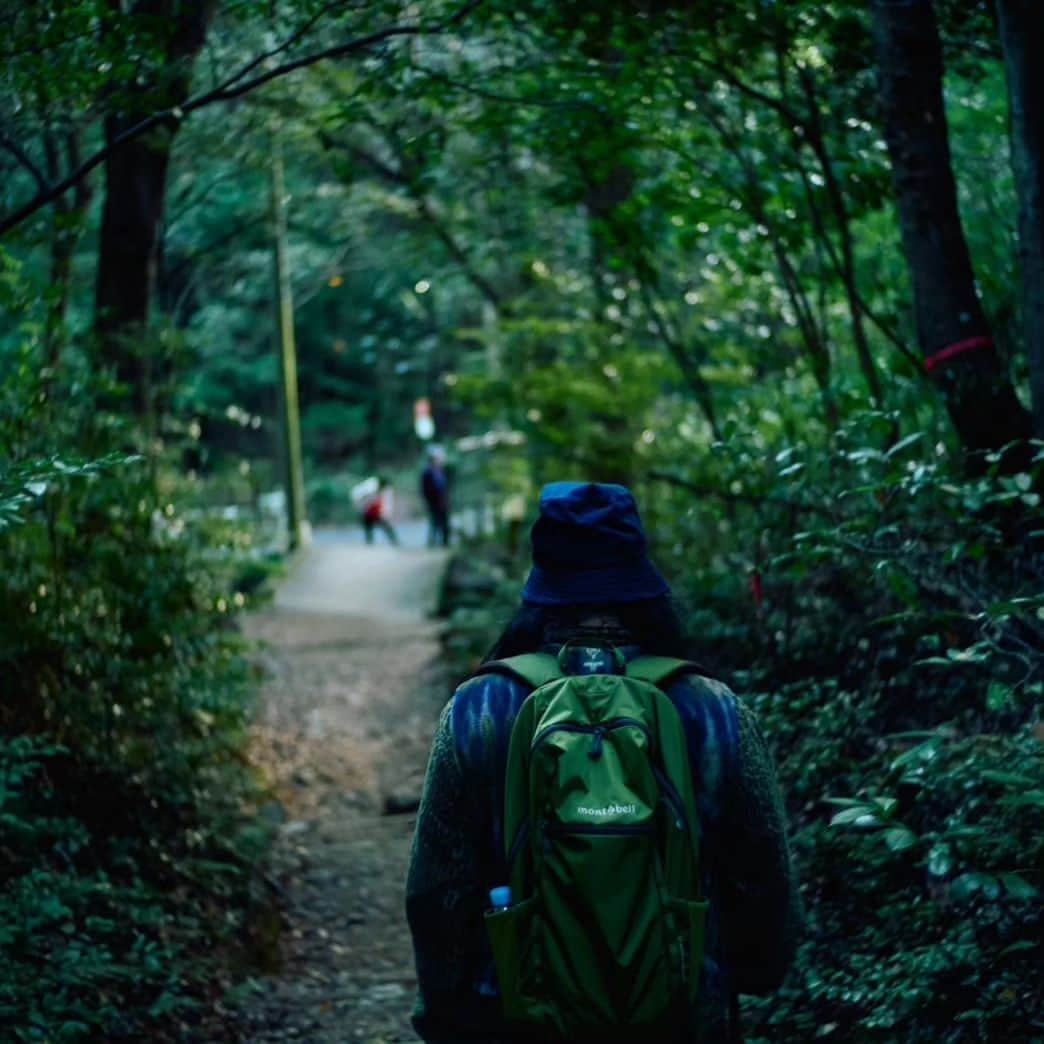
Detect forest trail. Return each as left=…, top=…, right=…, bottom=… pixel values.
left=230, top=533, right=452, bottom=1042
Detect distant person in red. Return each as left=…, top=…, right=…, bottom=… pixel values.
left=361, top=477, right=399, bottom=545
left=420, top=447, right=450, bottom=548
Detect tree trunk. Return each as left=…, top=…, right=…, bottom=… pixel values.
left=95, top=118, right=176, bottom=412
left=870, top=0, right=1033, bottom=464
left=94, top=0, right=211, bottom=415
left=996, top=0, right=1044, bottom=439
left=269, top=128, right=307, bottom=551
left=43, top=130, right=92, bottom=368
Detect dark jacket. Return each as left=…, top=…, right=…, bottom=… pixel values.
left=406, top=640, right=798, bottom=1043
left=421, top=464, right=448, bottom=511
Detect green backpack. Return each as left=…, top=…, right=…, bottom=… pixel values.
left=480, top=643, right=708, bottom=1040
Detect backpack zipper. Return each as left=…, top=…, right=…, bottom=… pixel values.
left=530, top=716, right=653, bottom=758
left=651, top=763, right=691, bottom=833
left=507, top=819, right=530, bottom=869
left=545, top=821, right=655, bottom=837
left=530, top=717, right=692, bottom=831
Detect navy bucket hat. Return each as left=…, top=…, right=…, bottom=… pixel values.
left=521, top=482, right=670, bottom=606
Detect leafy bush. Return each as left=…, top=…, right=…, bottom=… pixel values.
left=0, top=347, right=272, bottom=1040
left=660, top=415, right=1044, bottom=1041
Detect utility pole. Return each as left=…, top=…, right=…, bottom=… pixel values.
left=270, top=127, right=308, bottom=550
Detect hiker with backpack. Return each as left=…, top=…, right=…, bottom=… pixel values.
left=360, top=476, right=399, bottom=546
left=407, top=481, right=798, bottom=1042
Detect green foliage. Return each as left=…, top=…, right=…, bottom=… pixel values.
left=0, top=453, right=141, bottom=530
left=454, top=316, right=674, bottom=487
left=3, top=0, right=1043, bottom=1038
left=652, top=416, right=1044, bottom=1041
left=744, top=719, right=1043, bottom=1042
left=0, top=343, right=271, bottom=1039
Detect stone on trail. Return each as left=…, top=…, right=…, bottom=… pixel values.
left=382, top=790, right=421, bottom=815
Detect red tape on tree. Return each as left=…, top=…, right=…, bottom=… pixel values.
left=923, top=335, right=993, bottom=373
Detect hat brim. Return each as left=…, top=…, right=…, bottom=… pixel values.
left=521, top=559, right=670, bottom=606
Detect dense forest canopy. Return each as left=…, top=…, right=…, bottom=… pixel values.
left=1, top=1, right=1041, bottom=1040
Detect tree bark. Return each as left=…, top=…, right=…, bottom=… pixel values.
left=996, top=0, right=1044, bottom=439
left=870, top=0, right=1033, bottom=464
left=94, top=0, right=211, bottom=415
left=43, top=130, right=92, bottom=368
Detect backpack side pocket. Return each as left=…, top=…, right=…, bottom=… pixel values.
left=669, top=897, right=709, bottom=1005
left=484, top=896, right=540, bottom=1022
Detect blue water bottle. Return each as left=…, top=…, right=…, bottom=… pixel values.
left=488, top=885, right=512, bottom=912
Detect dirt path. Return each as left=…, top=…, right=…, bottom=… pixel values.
left=228, top=538, right=451, bottom=1042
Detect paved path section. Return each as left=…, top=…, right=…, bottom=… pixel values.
left=275, top=537, right=448, bottom=620
left=228, top=532, right=452, bottom=1042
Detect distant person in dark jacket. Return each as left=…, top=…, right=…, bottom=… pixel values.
left=407, top=481, right=799, bottom=1042
left=420, top=447, right=450, bottom=547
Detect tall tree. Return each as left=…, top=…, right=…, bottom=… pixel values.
left=996, top=0, right=1044, bottom=439
left=42, top=129, right=92, bottom=366
left=94, top=0, right=212, bottom=415
left=870, top=0, right=1032, bottom=463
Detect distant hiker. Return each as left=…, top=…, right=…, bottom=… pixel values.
left=360, top=477, right=399, bottom=545
left=420, top=446, right=450, bottom=547
left=407, top=481, right=798, bottom=1042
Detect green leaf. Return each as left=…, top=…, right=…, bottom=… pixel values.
left=830, top=806, right=883, bottom=828
left=999, top=940, right=1039, bottom=956
left=951, top=872, right=1002, bottom=901
left=890, top=739, right=940, bottom=773
left=986, top=681, right=1014, bottom=712
left=980, top=769, right=1033, bottom=787
left=1003, top=789, right=1044, bottom=809
left=872, top=796, right=898, bottom=818
left=999, top=873, right=1039, bottom=900
left=884, top=826, right=918, bottom=852
left=927, top=843, right=954, bottom=877
left=885, top=432, right=924, bottom=458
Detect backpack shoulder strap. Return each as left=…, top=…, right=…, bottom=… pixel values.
left=475, top=652, right=563, bottom=690
left=626, top=655, right=702, bottom=688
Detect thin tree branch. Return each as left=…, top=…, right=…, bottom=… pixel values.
left=648, top=469, right=839, bottom=519
left=690, top=59, right=922, bottom=373
left=0, top=0, right=484, bottom=237
left=636, top=278, right=722, bottom=440
left=416, top=194, right=503, bottom=311
left=410, top=63, right=587, bottom=110
left=342, top=131, right=505, bottom=312
left=212, top=0, right=354, bottom=97
left=0, top=130, right=50, bottom=192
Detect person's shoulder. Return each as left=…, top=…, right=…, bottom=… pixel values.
left=668, top=669, right=736, bottom=704
left=447, top=668, right=531, bottom=765
left=451, top=667, right=528, bottom=709
left=662, top=669, right=743, bottom=793
left=664, top=669, right=740, bottom=723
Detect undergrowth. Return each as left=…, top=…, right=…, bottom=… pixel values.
left=0, top=349, right=276, bottom=1041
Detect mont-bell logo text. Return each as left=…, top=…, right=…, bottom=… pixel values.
left=577, top=803, right=637, bottom=817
